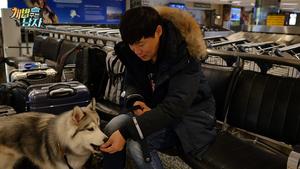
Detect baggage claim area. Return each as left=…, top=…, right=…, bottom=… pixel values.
left=0, top=0, right=300, bottom=169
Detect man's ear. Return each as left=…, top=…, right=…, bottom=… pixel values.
left=156, top=25, right=162, bottom=37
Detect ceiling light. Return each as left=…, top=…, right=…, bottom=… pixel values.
left=281, top=3, right=298, bottom=6
left=232, top=1, right=241, bottom=4
left=281, top=7, right=295, bottom=10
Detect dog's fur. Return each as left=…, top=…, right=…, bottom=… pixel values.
left=0, top=101, right=107, bottom=169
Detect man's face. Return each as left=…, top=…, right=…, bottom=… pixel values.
left=129, top=25, right=162, bottom=63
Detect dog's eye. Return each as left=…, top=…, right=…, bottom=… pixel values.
left=87, top=127, right=94, bottom=131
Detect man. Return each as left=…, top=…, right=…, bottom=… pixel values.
left=100, top=6, right=216, bottom=169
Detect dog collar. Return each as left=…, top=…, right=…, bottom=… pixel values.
left=64, top=155, right=74, bottom=169
left=57, top=143, right=73, bottom=169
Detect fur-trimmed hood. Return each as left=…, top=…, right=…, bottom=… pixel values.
left=155, top=6, right=207, bottom=60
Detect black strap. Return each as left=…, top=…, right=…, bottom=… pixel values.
left=222, top=66, right=242, bottom=131
left=64, top=155, right=74, bottom=169
left=106, top=55, right=119, bottom=98
left=128, top=106, right=151, bottom=163
left=0, top=57, right=5, bottom=64
left=108, top=55, right=119, bottom=85
left=55, top=43, right=82, bottom=81
left=140, top=139, right=151, bottom=163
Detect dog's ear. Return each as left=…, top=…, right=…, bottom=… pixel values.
left=72, top=106, right=85, bottom=124
left=87, top=98, right=96, bottom=111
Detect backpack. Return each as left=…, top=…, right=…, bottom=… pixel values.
left=103, top=51, right=125, bottom=105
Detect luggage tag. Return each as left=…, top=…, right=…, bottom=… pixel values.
left=18, top=62, right=48, bottom=71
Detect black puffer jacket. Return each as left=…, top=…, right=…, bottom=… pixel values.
left=116, top=7, right=216, bottom=154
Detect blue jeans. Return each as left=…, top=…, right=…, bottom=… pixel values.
left=102, top=114, right=181, bottom=169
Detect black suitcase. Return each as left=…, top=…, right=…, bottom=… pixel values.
left=0, top=81, right=28, bottom=113
left=27, top=81, right=90, bottom=114
left=0, top=105, right=17, bottom=117
left=57, top=43, right=108, bottom=98
left=75, top=45, right=108, bottom=99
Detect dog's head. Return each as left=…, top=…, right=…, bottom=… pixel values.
left=67, top=98, right=107, bottom=154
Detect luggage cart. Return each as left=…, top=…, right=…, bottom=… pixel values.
left=273, top=43, right=300, bottom=77
left=87, top=28, right=113, bottom=45
left=96, top=29, right=121, bottom=47
left=237, top=41, right=276, bottom=54
left=204, top=35, right=228, bottom=47
left=209, top=38, right=249, bottom=51
left=46, top=26, right=84, bottom=39
left=70, top=27, right=97, bottom=42
left=276, top=43, right=300, bottom=60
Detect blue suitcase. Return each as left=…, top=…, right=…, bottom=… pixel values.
left=26, top=81, right=90, bottom=114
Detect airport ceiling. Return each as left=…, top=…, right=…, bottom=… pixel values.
left=192, top=0, right=300, bottom=12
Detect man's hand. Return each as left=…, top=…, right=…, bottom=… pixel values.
left=133, top=101, right=151, bottom=116
left=100, top=130, right=126, bottom=154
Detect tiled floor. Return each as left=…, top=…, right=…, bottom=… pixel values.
left=159, top=152, right=192, bottom=169
left=14, top=152, right=192, bottom=169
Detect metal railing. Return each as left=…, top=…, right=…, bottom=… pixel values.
left=24, top=27, right=121, bottom=43
left=206, top=49, right=300, bottom=78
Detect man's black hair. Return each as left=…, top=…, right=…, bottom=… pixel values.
left=119, top=6, right=162, bottom=45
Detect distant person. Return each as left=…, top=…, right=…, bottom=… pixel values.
left=26, top=0, right=58, bottom=24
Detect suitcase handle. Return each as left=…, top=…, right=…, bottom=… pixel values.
left=27, top=72, right=47, bottom=80
left=49, top=88, right=75, bottom=98
left=48, top=83, right=74, bottom=91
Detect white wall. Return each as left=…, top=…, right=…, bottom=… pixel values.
left=125, top=0, right=221, bottom=26
left=1, top=8, right=22, bottom=57
left=146, top=0, right=169, bottom=6
left=0, top=0, right=8, bottom=17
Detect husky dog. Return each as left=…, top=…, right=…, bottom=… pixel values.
left=0, top=99, right=107, bottom=169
